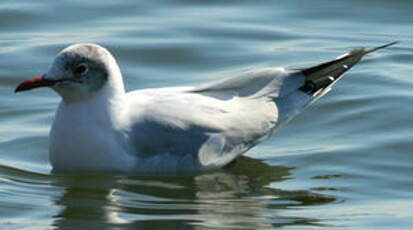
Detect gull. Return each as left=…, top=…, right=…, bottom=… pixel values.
left=15, top=42, right=396, bottom=173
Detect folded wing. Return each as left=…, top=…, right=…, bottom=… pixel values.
left=126, top=42, right=396, bottom=171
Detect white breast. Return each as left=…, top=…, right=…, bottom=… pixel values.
left=49, top=98, right=136, bottom=173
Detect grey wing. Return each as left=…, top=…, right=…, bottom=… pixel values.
left=126, top=43, right=392, bottom=170
left=126, top=70, right=288, bottom=170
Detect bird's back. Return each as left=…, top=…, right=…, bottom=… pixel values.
left=124, top=68, right=307, bottom=171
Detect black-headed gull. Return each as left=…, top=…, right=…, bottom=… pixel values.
left=15, top=42, right=396, bottom=173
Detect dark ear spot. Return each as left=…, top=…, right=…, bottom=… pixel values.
left=86, top=71, right=108, bottom=92
left=86, top=62, right=108, bottom=92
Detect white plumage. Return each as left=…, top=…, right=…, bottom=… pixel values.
left=15, top=42, right=396, bottom=173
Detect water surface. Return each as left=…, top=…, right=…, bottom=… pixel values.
left=0, top=1, right=412, bottom=229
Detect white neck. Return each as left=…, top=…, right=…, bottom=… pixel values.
left=49, top=70, right=135, bottom=172
left=59, top=64, right=127, bottom=126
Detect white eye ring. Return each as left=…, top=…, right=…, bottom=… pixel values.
left=74, top=63, right=89, bottom=75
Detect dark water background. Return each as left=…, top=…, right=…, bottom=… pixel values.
left=0, top=1, right=412, bottom=229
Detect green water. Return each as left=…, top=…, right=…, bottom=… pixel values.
left=0, top=1, right=412, bottom=229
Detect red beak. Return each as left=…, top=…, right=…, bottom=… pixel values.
left=15, top=75, right=56, bottom=93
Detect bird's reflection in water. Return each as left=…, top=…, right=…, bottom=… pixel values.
left=51, top=156, right=335, bottom=230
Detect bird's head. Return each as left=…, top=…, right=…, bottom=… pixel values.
left=15, top=43, right=124, bottom=102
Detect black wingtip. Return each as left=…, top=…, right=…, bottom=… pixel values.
left=366, top=41, right=399, bottom=54
left=299, top=41, right=398, bottom=95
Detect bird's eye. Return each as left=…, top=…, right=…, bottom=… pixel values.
left=74, top=63, right=88, bottom=75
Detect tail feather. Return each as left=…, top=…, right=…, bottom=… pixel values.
left=299, top=41, right=398, bottom=96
